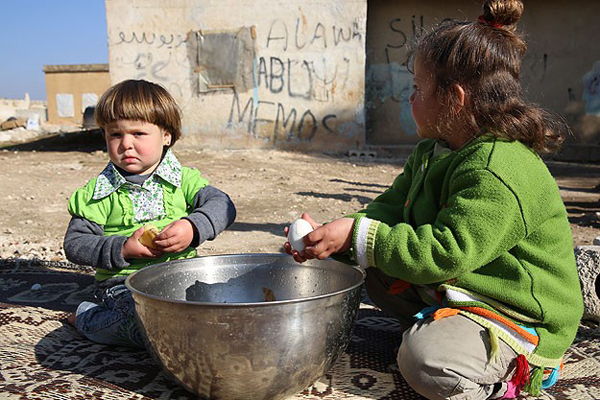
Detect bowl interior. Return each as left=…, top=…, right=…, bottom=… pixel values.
left=126, top=253, right=364, bottom=305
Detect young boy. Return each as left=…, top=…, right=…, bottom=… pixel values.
left=64, top=79, right=236, bottom=348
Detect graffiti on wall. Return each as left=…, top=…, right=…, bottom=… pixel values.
left=366, top=63, right=415, bottom=137
left=111, top=14, right=365, bottom=145
left=526, top=52, right=548, bottom=84
left=227, top=92, right=339, bottom=141
left=112, top=30, right=192, bottom=99
left=384, top=16, right=423, bottom=65
left=265, top=18, right=363, bottom=51
left=227, top=17, right=364, bottom=143
left=365, top=16, right=423, bottom=138
left=252, top=55, right=351, bottom=103
left=583, top=61, right=600, bottom=116
left=115, top=31, right=187, bottom=48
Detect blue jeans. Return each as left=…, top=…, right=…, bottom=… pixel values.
left=75, top=284, right=145, bottom=349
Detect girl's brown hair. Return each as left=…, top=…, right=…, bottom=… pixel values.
left=95, top=79, right=182, bottom=147
left=411, top=0, right=568, bottom=154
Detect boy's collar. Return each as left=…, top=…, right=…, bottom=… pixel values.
left=92, top=149, right=182, bottom=200
left=153, top=149, right=182, bottom=187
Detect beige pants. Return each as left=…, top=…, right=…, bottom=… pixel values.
left=365, top=267, right=517, bottom=400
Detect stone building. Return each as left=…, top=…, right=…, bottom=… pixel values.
left=0, top=94, right=46, bottom=127
left=103, top=0, right=600, bottom=157
left=43, top=64, right=111, bottom=125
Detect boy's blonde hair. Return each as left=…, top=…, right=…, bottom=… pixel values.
left=95, top=79, right=182, bottom=147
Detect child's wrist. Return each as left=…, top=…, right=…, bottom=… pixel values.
left=122, top=238, right=132, bottom=259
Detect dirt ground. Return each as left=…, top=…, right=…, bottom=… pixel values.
left=0, top=136, right=599, bottom=263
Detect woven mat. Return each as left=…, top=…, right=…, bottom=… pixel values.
left=1, top=259, right=599, bottom=400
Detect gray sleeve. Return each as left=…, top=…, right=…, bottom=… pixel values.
left=183, top=185, right=236, bottom=247
left=63, top=216, right=130, bottom=270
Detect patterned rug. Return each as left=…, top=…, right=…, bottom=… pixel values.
left=1, top=258, right=599, bottom=400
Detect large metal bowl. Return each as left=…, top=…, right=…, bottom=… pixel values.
left=125, top=253, right=365, bottom=400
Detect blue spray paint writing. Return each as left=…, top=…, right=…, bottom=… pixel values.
left=583, top=60, right=600, bottom=116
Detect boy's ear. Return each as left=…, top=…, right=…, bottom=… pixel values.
left=163, top=131, right=172, bottom=146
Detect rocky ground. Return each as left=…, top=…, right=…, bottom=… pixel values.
left=0, top=130, right=599, bottom=264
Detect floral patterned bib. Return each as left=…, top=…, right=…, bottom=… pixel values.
left=92, top=150, right=182, bottom=223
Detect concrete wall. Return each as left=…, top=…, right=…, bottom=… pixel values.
left=105, top=0, right=600, bottom=155
left=105, top=0, right=367, bottom=153
left=365, top=0, right=600, bottom=152
left=44, top=64, right=111, bottom=125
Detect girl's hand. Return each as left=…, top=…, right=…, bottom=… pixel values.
left=123, top=227, right=164, bottom=259
left=284, top=213, right=320, bottom=263
left=304, top=217, right=354, bottom=260
left=153, top=219, right=194, bottom=253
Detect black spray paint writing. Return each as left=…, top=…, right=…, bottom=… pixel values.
left=227, top=92, right=337, bottom=141
left=253, top=56, right=350, bottom=103
left=384, top=16, right=423, bottom=65
left=115, top=31, right=187, bottom=49
left=266, top=18, right=363, bottom=51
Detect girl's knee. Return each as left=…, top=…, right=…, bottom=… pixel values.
left=397, top=317, right=512, bottom=400
left=397, top=333, right=450, bottom=400
left=397, top=341, right=472, bottom=400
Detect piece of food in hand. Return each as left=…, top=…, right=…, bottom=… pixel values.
left=138, top=224, right=160, bottom=249
left=262, top=287, right=276, bottom=302
left=287, top=218, right=314, bottom=252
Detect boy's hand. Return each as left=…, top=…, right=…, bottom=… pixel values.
left=123, top=227, right=164, bottom=259
left=154, top=219, right=194, bottom=253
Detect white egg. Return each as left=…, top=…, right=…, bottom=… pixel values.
left=31, top=283, right=42, bottom=291
left=287, top=218, right=314, bottom=252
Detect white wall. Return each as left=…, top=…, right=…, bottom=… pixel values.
left=0, top=96, right=46, bottom=124
left=105, top=0, right=367, bottom=153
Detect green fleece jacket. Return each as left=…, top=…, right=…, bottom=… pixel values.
left=348, top=136, right=583, bottom=370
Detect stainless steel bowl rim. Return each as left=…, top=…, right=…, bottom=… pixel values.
left=125, top=253, right=366, bottom=308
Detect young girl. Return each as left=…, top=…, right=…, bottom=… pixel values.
left=285, top=1, right=583, bottom=399
left=64, top=79, right=236, bottom=348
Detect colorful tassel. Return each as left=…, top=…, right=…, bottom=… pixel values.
left=414, top=305, right=440, bottom=320
left=432, top=307, right=460, bottom=321
left=500, top=381, right=519, bottom=399
left=388, top=279, right=411, bottom=294
left=487, top=328, right=500, bottom=367
left=541, top=365, right=560, bottom=389
left=510, top=354, right=530, bottom=394
left=524, top=366, right=543, bottom=396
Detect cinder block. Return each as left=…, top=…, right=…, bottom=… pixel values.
left=575, top=245, right=600, bottom=322
left=348, top=149, right=377, bottom=160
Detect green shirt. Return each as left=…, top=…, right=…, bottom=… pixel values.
left=349, top=136, right=583, bottom=368
left=68, top=157, right=209, bottom=281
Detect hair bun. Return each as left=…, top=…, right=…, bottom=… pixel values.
left=482, top=0, right=523, bottom=29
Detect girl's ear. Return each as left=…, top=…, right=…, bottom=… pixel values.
left=451, top=83, right=466, bottom=110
